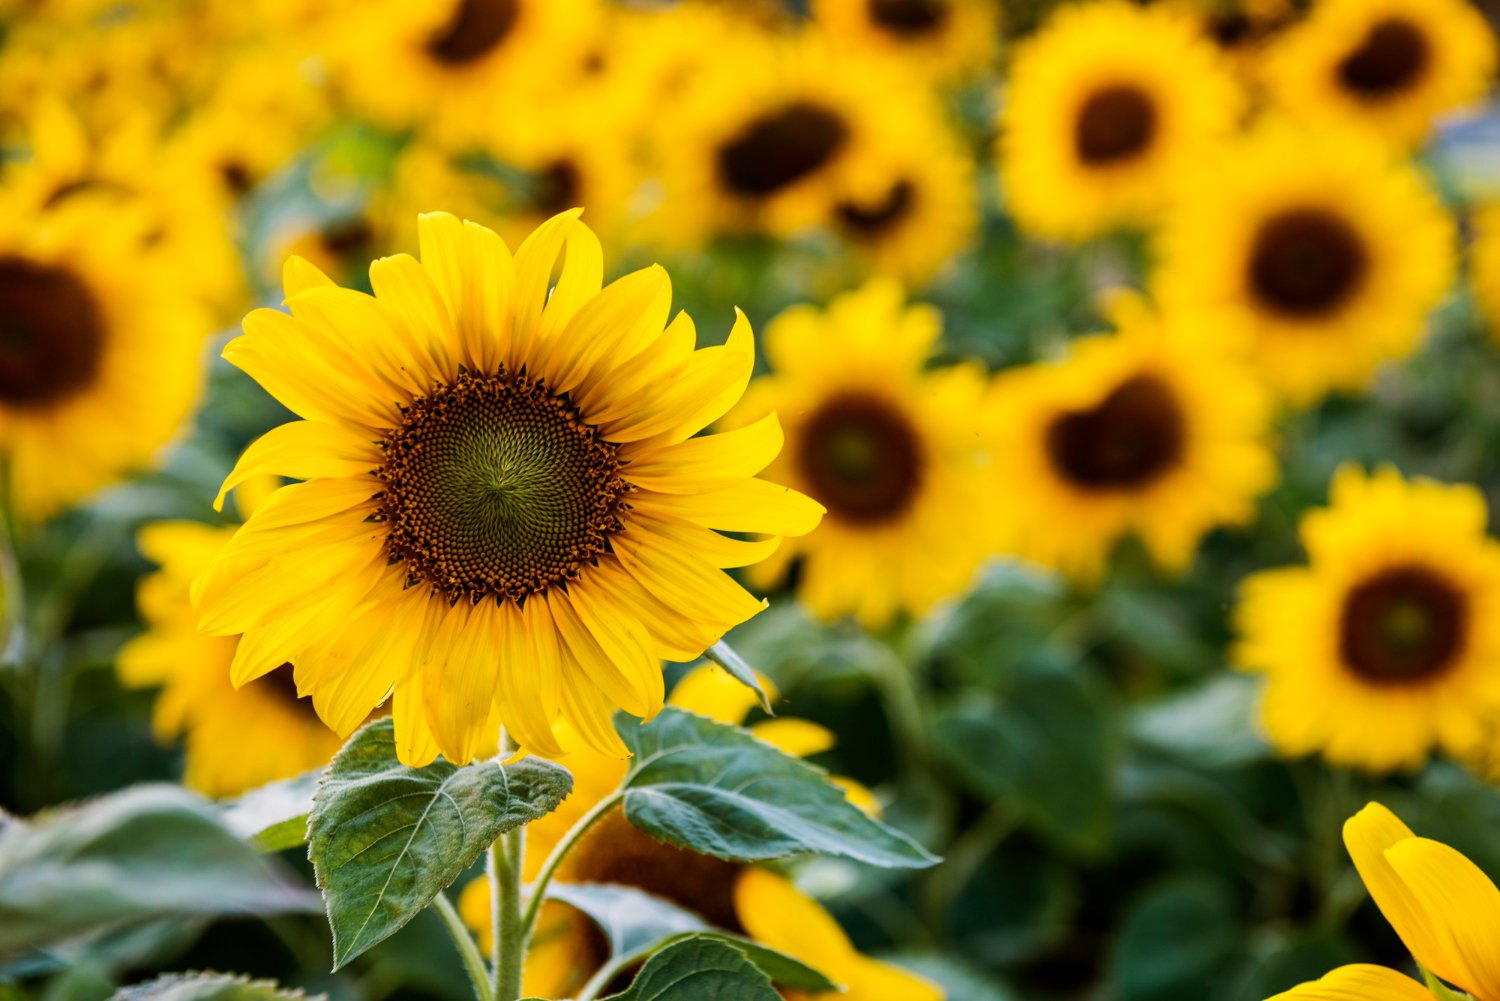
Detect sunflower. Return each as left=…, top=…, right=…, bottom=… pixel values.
left=1154, top=121, right=1455, bottom=407
left=998, top=0, right=1243, bottom=243
left=1264, top=0, right=1497, bottom=148
left=824, top=117, right=979, bottom=286
left=1234, top=466, right=1500, bottom=774
left=0, top=186, right=206, bottom=522
left=650, top=32, right=930, bottom=246
left=811, top=0, right=1000, bottom=82
left=458, top=664, right=904, bottom=999
left=723, top=280, right=995, bottom=628
left=1271, top=802, right=1500, bottom=1001
left=1474, top=203, right=1500, bottom=340
left=116, top=483, right=375, bottom=798
left=989, top=294, right=1276, bottom=581
left=316, top=0, right=599, bottom=140
left=197, top=211, right=821, bottom=764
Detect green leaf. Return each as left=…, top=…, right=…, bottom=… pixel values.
left=1107, top=877, right=1239, bottom=1001
left=602, top=936, right=780, bottom=1001
left=547, top=884, right=835, bottom=992
left=703, top=642, right=772, bottom=713
left=219, top=770, right=321, bottom=853
left=0, top=785, right=318, bottom=960
left=1130, top=675, right=1268, bottom=769
left=308, top=718, right=573, bottom=969
left=618, top=708, right=937, bottom=868
left=112, top=972, right=321, bottom=1001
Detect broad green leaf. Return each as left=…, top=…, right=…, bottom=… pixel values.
left=219, top=770, right=321, bottom=852
left=547, top=884, right=835, bottom=992
left=112, top=972, right=320, bottom=1001
left=602, top=935, right=780, bottom=1001
left=1130, top=675, right=1268, bottom=769
left=703, top=642, right=772, bottom=713
left=1106, top=877, right=1239, bottom=1001
left=618, top=708, right=937, bottom=868
left=308, top=718, right=572, bottom=968
left=0, top=785, right=318, bottom=960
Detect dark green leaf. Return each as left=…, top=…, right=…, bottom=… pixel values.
left=652, top=934, right=835, bottom=993
left=1107, top=878, right=1239, bottom=1001
left=601, top=936, right=780, bottom=1001
left=112, top=972, right=320, bottom=1001
left=308, top=718, right=572, bottom=968
left=219, top=770, right=321, bottom=853
left=703, top=642, right=772, bottom=713
left=618, top=708, right=937, bottom=868
left=1130, top=675, right=1268, bottom=769
left=0, top=785, right=318, bottom=960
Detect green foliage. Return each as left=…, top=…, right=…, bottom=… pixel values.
left=306, top=719, right=572, bottom=969
left=618, top=708, right=938, bottom=868
left=218, top=770, right=319, bottom=853
left=702, top=642, right=772, bottom=713
left=0, top=785, right=317, bottom=961
left=111, top=973, right=319, bottom=1001
left=600, top=936, right=780, bottom=1001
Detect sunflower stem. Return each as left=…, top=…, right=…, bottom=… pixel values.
left=517, top=790, right=623, bottom=948
left=490, top=826, right=526, bottom=1001
left=431, top=891, right=493, bottom=1001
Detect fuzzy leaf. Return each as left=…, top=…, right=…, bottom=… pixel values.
left=602, top=936, right=780, bottom=1001
left=703, top=642, right=773, bottom=713
left=112, top=972, right=320, bottom=1001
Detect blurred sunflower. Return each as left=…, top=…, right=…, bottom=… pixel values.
left=1155, top=122, right=1455, bottom=406
left=318, top=0, right=598, bottom=140
left=724, top=281, right=995, bottom=628
left=0, top=190, right=205, bottom=522
left=998, top=0, right=1243, bottom=242
left=989, top=295, right=1276, bottom=581
left=826, top=120, right=978, bottom=286
left=458, top=664, right=917, bottom=1000
left=652, top=33, right=926, bottom=245
left=811, top=0, right=1000, bottom=81
left=116, top=482, right=371, bottom=798
left=1475, top=203, right=1500, bottom=340
left=197, top=211, right=821, bottom=764
left=1234, top=466, right=1500, bottom=774
left=1271, top=803, right=1500, bottom=1001
left=1264, top=0, right=1496, bottom=148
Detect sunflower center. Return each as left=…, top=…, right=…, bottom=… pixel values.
left=1337, top=17, right=1429, bottom=99
left=0, top=257, right=105, bottom=410
left=797, top=392, right=924, bottom=525
left=1340, top=565, right=1466, bottom=683
left=377, top=368, right=631, bottom=603
left=425, top=0, right=520, bottom=66
left=1045, top=374, right=1184, bottom=491
left=1074, top=85, right=1158, bottom=166
left=1248, top=208, right=1368, bottom=318
left=868, top=0, right=948, bottom=35
left=716, top=101, right=850, bottom=198
left=533, top=158, right=582, bottom=216
left=567, top=808, right=745, bottom=932
left=836, top=179, right=916, bottom=237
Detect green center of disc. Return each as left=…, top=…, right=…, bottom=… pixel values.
left=378, top=369, right=630, bottom=602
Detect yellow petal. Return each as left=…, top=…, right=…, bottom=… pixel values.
left=1265, top=964, right=1434, bottom=1001
left=633, top=479, right=824, bottom=537
left=624, top=413, right=784, bottom=493
left=734, top=868, right=856, bottom=970
left=1385, top=837, right=1500, bottom=1000
left=670, top=663, right=778, bottom=725
left=214, top=421, right=378, bottom=511
left=750, top=718, right=834, bottom=758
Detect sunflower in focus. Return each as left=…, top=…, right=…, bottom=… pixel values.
left=1235, top=466, right=1500, bottom=774
left=1155, top=122, right=1455, bottom=406
left=1271, top=802, right=1500, bottom=1001
left=458, top=664, right=920, bottom=1000
left=989, top=295, right=1276, bottom=581
left=318, top=0, right=598, bottom=140
left=0, top=189, right=205, bottom=523
left=998, top=0, right=1243, bottom=243
left=1264, top=0, right=1497, bottom=148
left=197, top=211, right=821, bottom=764
left=1474, top=203, right=1500, bottom=340
left=724, top=281, right=995, bottom=628
left=812, top=0, right=1000, bottom=82
left=116, top=482, right=371, bottom=798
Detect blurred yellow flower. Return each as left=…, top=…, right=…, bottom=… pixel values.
left=0, top=189, right=205, bottom=522
left=812, top=0, right=1000, bottom=82
left=117, top=497, right=363, bottom=798
left=1235, top=466, right=1500, bottom=773
left=1155, top=122, right=1455, bottom=406
left=990, top=294, right=1276, bottom=581
left=197, top=211, right=821, bottom=764
left=1264, top=0, right=1497, bottom=148
left=1269, top=802, right=1500, bottom=1001
left=726, top=280, right=996, bottom=628
left=998, top=0, right=1243, bottom=242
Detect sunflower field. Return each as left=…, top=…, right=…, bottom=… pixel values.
left=5, top=0, right=1500, bottom=999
